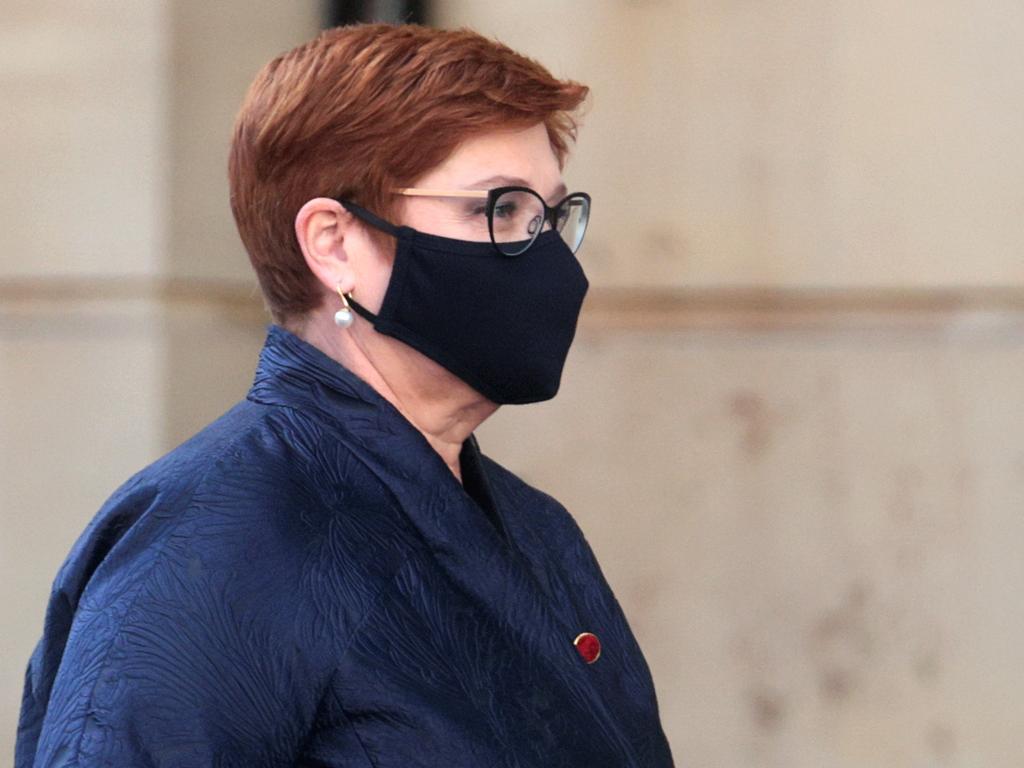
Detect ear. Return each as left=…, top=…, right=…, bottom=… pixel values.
left=294, top=197, right=359, bottom=295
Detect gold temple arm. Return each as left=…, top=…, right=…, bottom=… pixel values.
left=394, top=187, right=490, bottom=199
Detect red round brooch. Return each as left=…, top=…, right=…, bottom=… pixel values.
left=573, top=632, right=602, bottom=664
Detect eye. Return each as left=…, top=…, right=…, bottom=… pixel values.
left=493, top=200, right=519, bottom=219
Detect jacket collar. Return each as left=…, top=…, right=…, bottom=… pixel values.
left=249, top=324, right=383, bottom=410
left=250, top=325, right=510, bottom=536
left=248, top=326, right=509, bottom=541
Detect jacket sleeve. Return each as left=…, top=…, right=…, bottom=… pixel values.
left=27, top=508, right=325, bottom=768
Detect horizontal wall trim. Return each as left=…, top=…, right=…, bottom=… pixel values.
left=0, top=276, right=262, bottom=309
left=2, top=276, right=1024, bottom=331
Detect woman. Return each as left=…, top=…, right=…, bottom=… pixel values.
left=17, top=24, right=674, bottom=768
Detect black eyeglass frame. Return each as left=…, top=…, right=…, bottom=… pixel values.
left=392, top=185, right=591, bottom=257
left=483, top=186, right=591, bottom=257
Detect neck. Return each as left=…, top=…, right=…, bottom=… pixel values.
left=291, top=311, right=498, bottom=483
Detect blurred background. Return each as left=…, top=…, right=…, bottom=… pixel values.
left=2, top=1, right=1023, bottom=765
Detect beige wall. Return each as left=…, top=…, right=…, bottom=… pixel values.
left=3, top=2, right=1024, bottom=765
left=439, top=0, right=1024, bottom=289
left=0, top=2, right=168, bottom=279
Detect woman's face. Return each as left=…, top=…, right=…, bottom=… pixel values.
left=345, top=121, right=570, bottom=405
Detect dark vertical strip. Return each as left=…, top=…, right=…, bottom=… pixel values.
left=324, top=0, right=430, bottom=28
left=324, top=0, right=366, bottom=27
left=404, top=0, right=428, bottom=25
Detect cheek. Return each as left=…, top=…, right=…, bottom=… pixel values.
left=356, top=235, right=396, bottom=313
left=403, top=200, right=491, bottom=242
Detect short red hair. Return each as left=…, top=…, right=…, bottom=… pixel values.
left=228, top=24, right=589, bottom=323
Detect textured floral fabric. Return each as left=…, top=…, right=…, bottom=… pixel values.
left=17, top=325, right=675, bottom=767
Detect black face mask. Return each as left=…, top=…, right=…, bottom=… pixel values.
left=339, top=200, right=589, bottom=405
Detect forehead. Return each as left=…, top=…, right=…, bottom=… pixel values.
left=414, top=123, right=564, bottom=199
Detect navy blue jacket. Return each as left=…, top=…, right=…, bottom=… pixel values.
left=17, top=325, right=674, bottom=767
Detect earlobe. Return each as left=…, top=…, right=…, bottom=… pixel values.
left=294, top=197, right=357, bottom=294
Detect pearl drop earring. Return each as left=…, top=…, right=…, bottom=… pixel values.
left=334, top=286, right=354, bottom=328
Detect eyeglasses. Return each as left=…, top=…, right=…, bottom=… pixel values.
left=394, top=186, right=591, bottom=257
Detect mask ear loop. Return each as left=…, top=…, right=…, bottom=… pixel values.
left=338, top=199, right=403, bottom=236
left=334, top=199, right=402, bottom=324
left=346, top=294, right=378, bottom=323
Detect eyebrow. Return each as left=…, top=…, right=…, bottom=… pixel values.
left=466, top=175, right=569, bottom=204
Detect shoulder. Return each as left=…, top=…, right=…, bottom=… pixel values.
left=28, top=399, right=412, bottom=759
left=93, top=395, right=402, bottom=549
left=58, top=398, right=409, bottom=656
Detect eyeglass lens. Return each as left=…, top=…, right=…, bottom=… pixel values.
left=491, top=189, right=590, bottom=256
left=557, top=196, right=589, bottom=254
